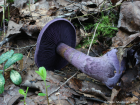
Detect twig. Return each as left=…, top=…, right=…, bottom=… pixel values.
left=0, top=34, right=19, bottom=47
left=87, top=20, right=102, bottom=56
left=71, top=3, right=122, bottom=20
left=76, top=15, right=87, bottom=36
left=131, top=93, right=140, bottom=99
left=25, top=47, right=33, bottom=64
left=48, top=70, right=79, bottom=97
left=91, top=49, right=100, bottom=57
left=2, top=43, right=37, bottom=50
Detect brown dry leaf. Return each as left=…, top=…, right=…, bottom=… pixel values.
left=21, top=23, right=41, bottom=37
left=56, top=0, right=70, bottom=6
left=0, top=84, right=21, bottom=105
left=123, top=91, right=139, bottom=105
left=6, top=21, right=23, bottom=37
left=116, top=36, right=140, bottom=71
left=12, top=0, right=35, bottom=9
left=47, top=7, right=58, bottom=16
left=16, top=98, right=36, bottom=105
left=75, top=28, right=83, bottom=45
left=79, top=87, right=109, bottom=100
left=20, top=70, right=78, bottom=102
left=18, top=0, right=55, bottom=29
left=12, top=37, right=36, bottom=55
left=117, top=1, right=140, bottom=33
left=111, top=0, right=120, bottom=5
left=68, top=78, right=82, bottom=91
left=110, top=88, right=121, bottom=105
left=35, top=16, right=55, bottom=29
left=78, top=80, right=111, bottom=101
left=121, top=68, right=138, bottom=91
left=116, top=47, right=125, bottom=70
left=54, top=100, right=71, bottom=105
left=112, top=1, right=140, bottom=47
left=22, top=55, right=34, bottom=69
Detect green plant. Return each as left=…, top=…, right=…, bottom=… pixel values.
left=83, top=23, right=94, bottom=32
left=94, top=16, right=118, bottom=38
left=0, top=0, right=14, bottom=36
left=0, top=50, right=23, bottom=94
left=0, top=4, right=6, bottom=36
left=19, top=87, right=29, bottom=105
left=76, top=13, right=118, bottom=48
left=35, top=67, right=50, bottom=105
left=6, top=0, right=14, bottom=21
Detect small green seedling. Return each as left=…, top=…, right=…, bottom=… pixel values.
left=0, top=50, right=23, bottom=94
left=19, top=87, right=29, bottom=105
left=35, top=67, right=50, bottom=105
left=6, top=0, right=14, bottom=20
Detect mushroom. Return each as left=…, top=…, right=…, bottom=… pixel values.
left=35, top=18, right=126, bottom=89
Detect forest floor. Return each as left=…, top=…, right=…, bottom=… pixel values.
left=0, top=0, right=140, bottom=105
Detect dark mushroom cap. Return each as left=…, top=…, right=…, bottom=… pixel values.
left=35, top=18, right=76, bottom=70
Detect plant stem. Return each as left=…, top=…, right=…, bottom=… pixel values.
left=3, top=1, right=6, bottom=37
left=24, top=97, right=26, bottom=105
left=44, top=80, right=49, bottom=105
left=24, top=87, right=29, bottom=105
left=87, top=19, right=102, bottom=55
left=8, top=4, right=10, bottom=21
left=26, top=87, right=29, bottom=94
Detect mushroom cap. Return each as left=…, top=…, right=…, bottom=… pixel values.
left=35, top=18, right=76, bottom=70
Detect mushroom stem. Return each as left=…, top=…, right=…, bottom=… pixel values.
left=56, top=43, right=126, bottom=89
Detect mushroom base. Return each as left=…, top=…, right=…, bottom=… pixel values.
left=56, top=43, right=126, bottom=89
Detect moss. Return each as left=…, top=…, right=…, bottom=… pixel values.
left=76, top=12, right=118, bottom=48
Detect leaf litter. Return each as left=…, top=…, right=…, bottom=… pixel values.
left=1, top=0, right=140, bottom=105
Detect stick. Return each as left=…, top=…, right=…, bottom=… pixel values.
left=87, top=20, right=102, bottom=56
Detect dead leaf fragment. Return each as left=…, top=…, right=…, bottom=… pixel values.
left=6, top=21, right=23, bottom=37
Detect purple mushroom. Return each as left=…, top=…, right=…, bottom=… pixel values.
left=35, top=18, right=126, bottom=89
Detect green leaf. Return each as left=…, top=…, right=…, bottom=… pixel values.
left=35, top=71, right=44, bottom=80
left=46, top=85, right=50, bottom=88
left=39, top=67, right=47, bottom=80
left=19, top=89, right=26, bottom=96
left=35, top=67, right=47, bottom=81
left=0, top=74, right=5, bottom=94
left=10, top=70, right=22, bottom=85
left=7, top=0, right=14, bottom=3
left=0, top=73, right=5, bottom=85
left=35, top=71, right=41, bottom=76
left=38, top=93, right=46, bottom=96
left=0, top=70, right=3, bottom=74
left=0, top=50, right=14, bottom=64
left=0, top=5, right=4, bottom=7
left=5, top=19, right=9, bottom=22
left=0, top=84, right=4, bottom=94
left=4, top=53, right=23, bottom=69
left=25, top=87, right=29, bottom=98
